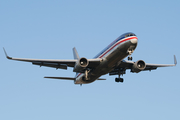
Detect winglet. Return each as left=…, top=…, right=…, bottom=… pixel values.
left=73, top=47, right=80, bottom=60
left=3, top=48, right=12, bottom=59
left=174, top=55, right=177, bottom=66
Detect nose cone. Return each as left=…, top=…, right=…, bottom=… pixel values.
left=131, top=38, right=138, bottom=44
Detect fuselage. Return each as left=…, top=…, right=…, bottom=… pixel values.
left=75, top=33, right=138, bottom=84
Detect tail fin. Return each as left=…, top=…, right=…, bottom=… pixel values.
left=73, top=47, right=80, bottom=60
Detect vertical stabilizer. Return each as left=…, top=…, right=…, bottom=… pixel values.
left=73, top=47, right=80, bottom=60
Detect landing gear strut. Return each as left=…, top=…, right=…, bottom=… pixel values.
left=85, top=70, right=88, bottom=80
left=110, top=68, right=126, bottom=83
left=82, top=69, right=89, bottom=81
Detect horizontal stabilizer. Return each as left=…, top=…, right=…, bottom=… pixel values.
left=97, top=78, right=106, bottom=80
left=44, top=76, right=75, bottom=80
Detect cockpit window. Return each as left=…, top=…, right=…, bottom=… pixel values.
left=125, top=33, right=135, bottom=37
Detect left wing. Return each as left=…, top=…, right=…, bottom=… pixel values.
left=109, top=55, right=177, bottom=75
left=3, top=48, right=101, bottom=70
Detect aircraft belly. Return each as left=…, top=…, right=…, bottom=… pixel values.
left=90, top=41, right=132, bottom=77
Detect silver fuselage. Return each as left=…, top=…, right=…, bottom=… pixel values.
left=75, top=35, right=138, bottom=84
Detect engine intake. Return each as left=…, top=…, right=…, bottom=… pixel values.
left=73, top=57, right=89, bottom=72
left=131, top=60, right=146, bottom=73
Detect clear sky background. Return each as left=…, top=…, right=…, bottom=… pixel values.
left=1, top=0, right=180, bottom=120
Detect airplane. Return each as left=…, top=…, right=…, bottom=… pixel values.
left=3, top=32, right=177, bottom=85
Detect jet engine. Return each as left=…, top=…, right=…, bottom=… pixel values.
left=73, top=57, right=89, bottom=72
left=131, top=60, right=146, bottom=73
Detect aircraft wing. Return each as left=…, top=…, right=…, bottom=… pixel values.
left=3, top=48, right=101, bottom=70
left=109, top=55, right=177, bottom=75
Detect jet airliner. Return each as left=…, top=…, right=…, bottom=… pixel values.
left=4, top=32, right=177, bottom=85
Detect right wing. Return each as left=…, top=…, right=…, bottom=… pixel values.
left=3, top=48, right=101, bottom=70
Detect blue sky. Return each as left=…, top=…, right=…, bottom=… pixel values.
left=1, top=0, right=180, bottom=120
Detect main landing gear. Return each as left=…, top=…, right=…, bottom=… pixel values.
left=111, top=68, right=126, bottom=83
left=115, top=71, right=124, bottom=83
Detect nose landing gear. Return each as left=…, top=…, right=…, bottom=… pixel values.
left=128, top=56, right=132, bottom=61
left=127, top=49, right=133, bottom=60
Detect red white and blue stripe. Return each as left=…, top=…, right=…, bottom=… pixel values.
left=94, top=34, right=137, bottom=58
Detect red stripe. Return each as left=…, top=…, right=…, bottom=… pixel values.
left=77, top=73, right=82, bottom=78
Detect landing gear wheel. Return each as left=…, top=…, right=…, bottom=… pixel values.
left=128, top=56, right=132, bottom=60
left=115, top=78, right=124, bottom=83
left=115, top=78, right=119, bottom=82
left=120, top=78, right=124, bottom=82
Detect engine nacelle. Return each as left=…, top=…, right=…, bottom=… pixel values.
left=73, top=57, right=89, bottom=72
left=131, top=60, right=146, bottom=73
